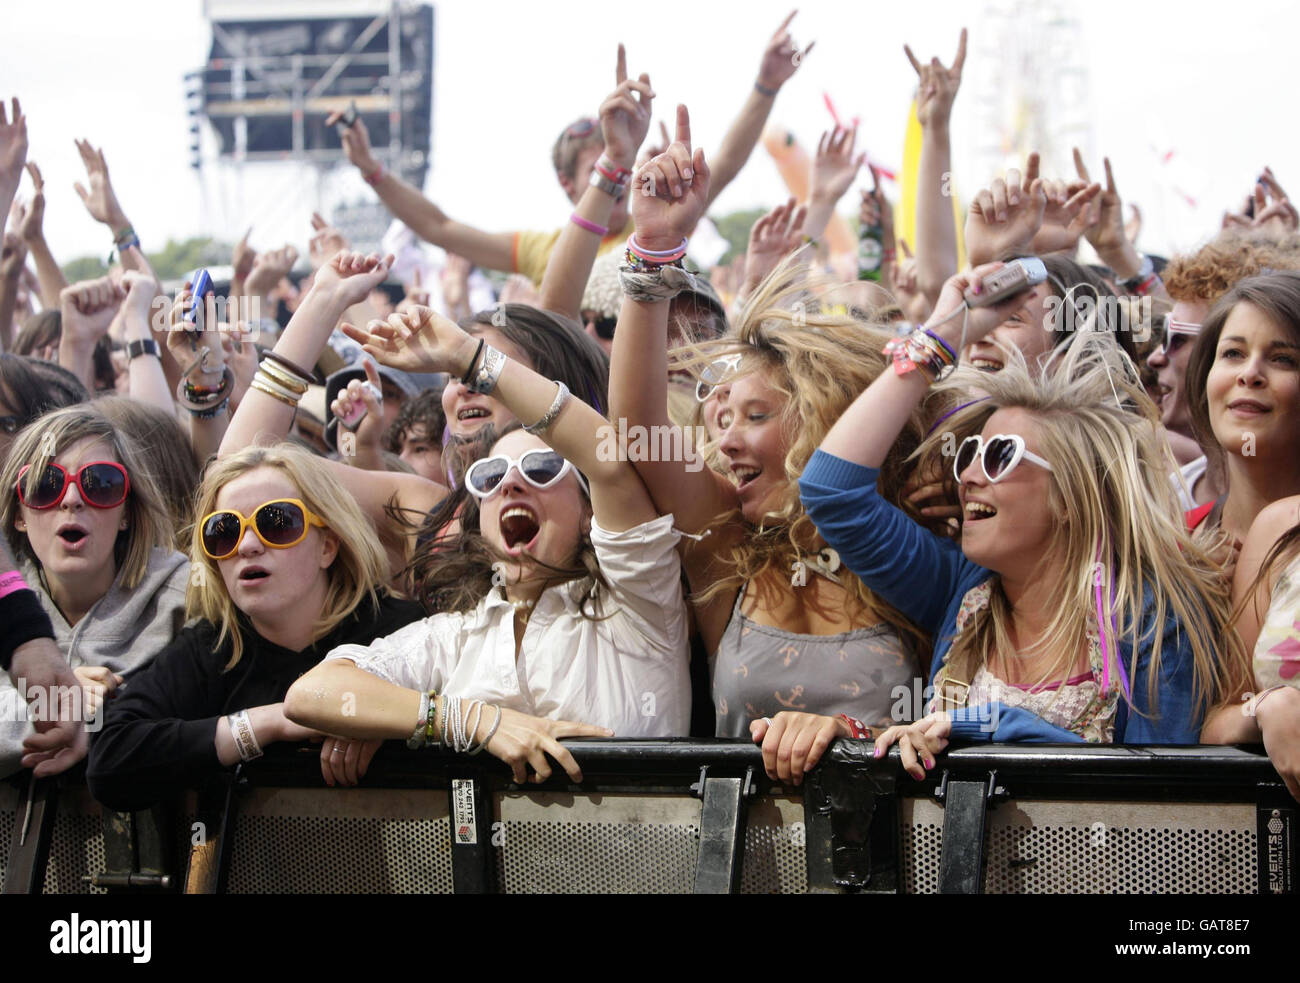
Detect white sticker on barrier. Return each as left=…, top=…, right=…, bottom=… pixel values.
left=452, top=779, right=478, bottom=845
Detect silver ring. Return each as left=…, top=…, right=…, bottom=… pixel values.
left=332, top=744, right=345, bottom=754
left=762, top=717, right=773, bottom=727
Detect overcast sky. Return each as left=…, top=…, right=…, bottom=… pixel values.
left=3, top=0, right=1293, bottom=266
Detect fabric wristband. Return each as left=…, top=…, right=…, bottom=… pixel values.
left=0, top=588, right=56, bottom=672
left=839, top=714, right=872, bottom=740
left=0, top=570, right=30, bottom=599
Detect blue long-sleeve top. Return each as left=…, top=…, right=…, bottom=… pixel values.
left=798, top=449, right=1202, bottom=744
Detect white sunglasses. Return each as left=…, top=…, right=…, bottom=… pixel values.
left=953, top=434, right=1054, bottom=484
left=695, top=354, right=743, bottom=402
left=464, top=447, right=590, bottom=500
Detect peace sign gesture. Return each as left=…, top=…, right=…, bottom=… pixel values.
left=905, top=28, right=967, bottom=128
left=630, top=104, right=711, bottom=252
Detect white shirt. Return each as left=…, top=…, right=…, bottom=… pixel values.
left=1170, top=455, right=1208, bottom=510
left=324, top=513, right=691, bottom=737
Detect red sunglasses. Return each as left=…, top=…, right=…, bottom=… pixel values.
left=16, top=461, right=131, bottom=510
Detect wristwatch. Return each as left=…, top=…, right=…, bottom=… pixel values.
left=126, top=338, right=160, bottom=361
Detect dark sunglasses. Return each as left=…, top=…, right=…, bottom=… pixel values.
left=200, top=498, right=326, bottom=560
left=17, top=461, right=130, bottom=510
left=592, top=315, right=617, bottom=340
left=0, top=416, right=23, bottom=435
left=563, top=117, right=598, bottom=139
left=953, top=434, right=1053, bottom=484
left=464, top=449, right=589, bottom=500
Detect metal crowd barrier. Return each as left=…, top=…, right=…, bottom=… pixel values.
left=2, top=741, right=1294, bottom=894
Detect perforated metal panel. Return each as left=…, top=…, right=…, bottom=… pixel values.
left=741, top=797, right=808, bottom=894
left=0, top=782, right=17, bottom=886
left=224, top=788, right=453, bottom=894
left=903, top=797, right=1257, bottom=894
left=0, top=784, right=106, bottom=894
left=494, top=792, right=700, bottom=893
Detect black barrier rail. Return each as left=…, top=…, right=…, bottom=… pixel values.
left=1, top=741, right=1295, bottom=894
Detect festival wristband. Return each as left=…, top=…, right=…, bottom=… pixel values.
left=0, top=570, right=30, bottom=600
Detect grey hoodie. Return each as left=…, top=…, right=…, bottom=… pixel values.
left=0, top=548, right=190, bottom=777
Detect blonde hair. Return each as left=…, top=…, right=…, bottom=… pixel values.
left=671, top=259, right=927, bottom=644
left=922, top=333, right=1241, bottom=719
left=189, top=444, right=389, bottom=667
left=0, top=404, right=172, bottom=590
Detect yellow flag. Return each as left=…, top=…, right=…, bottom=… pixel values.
left=898, top=100, right=966, bottom=270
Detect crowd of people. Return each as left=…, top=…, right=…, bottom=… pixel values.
left=1, top=11, right=1298, bottom=820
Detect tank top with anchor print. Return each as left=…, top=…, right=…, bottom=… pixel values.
left=710, top=580, right=917, bottom=737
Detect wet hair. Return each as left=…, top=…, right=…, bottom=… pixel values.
left=0, top=403, right=173, bottom=589
left=189, top=444, right=389, bottom=668
left=1184, top=271, right=1300, bottom=454
left=93, top=395, right=201, bottom=553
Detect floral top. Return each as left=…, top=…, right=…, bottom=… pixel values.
left=1255, top=553, right=1300, bottom=691
left=929, top=579, right=1118, bottom=743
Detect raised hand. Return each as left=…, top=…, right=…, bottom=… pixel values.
left=1250, top=167, right=1299, bottom=235
left=1031, top=171, right=1101, bottom=255
left=637, top=120, right=672, bottom=169
left=398, top=266, right=434, bottom=316
left=630, top=104, right=711, bottom=252
left=15, top=162, right=44, bottom=243
left=757, top=10, right=813, bottom=92
left=0, top=98, right=27, bottom=203
left=860, top=168, right=895, bottom=246
left=905, top=28, right=967, bottom=128
left=245, top=244, right=299, bottom=299
left=743, top=197, right=807, bottom=292
left=811, top=125, right=866, bottom=206
left=1072, top=149, right=1129, bottom=258
left=341, top=304, right=470, bottom=377
left=59, top=276, right=125, bottom=348
left=165, top=278, right=225, bottom=374
left=331, top=358, right=385, bottom=453
left=600, top=44, right=654, bottom=172
left=964, top=156, right=1047, bottom=267
left=0, top=231, right=26, bottom=281
left=231, top=228, right=256, bottom=282
left=310, top=248, right=393, bottom=309
left=118, top=267, right=161, bottom=324
left=324, top=108, right=381, bottom=175
left=308, top=212, right=350, bottom=270
left=73, top=138, right=129, bottom=230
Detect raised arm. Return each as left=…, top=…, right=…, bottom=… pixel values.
left=1074, top=150, right=1169, bottom=301
left=0, top=99, right=26, bottom=239
left=116, top=269, right=172, bottom=414
left=608, top=105, right=736, bottom=534
left=326, top=110, right=515, bottom=274
left=0, top=231, right=25, bottom=350
left=218, top=250, right=448, bottom=526
left=346, top=301, right=657, bottom=533
left=802, top=125, right=865, bottom=245
left=705, top=10, right=812, bottom=207
left=904, top=29, right=964, bottom=302
left=57, top=276, right=123, bottom=392
left=539, top=43, right=653, bottom=321
left=14, top=163, right=67, bottom=310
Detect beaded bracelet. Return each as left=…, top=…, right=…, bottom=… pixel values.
left=190, top=396, right=231, bottom=420
left=883, top=326, right=956, bottom=383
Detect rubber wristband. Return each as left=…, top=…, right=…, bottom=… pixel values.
left=628, top=234, right=690, bottom=258
left=570, top=213, right=609, bottom=237
left=363, top=163, right=385, bottom=186
left=754, top=81, right=779, bottom=98
left=461, top=338, right=485, bottom=385
left=0, top=570, right=30, bottom=600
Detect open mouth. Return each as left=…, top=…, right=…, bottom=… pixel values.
left=964, top=501, right=997, bottom=521
left=239, top=566, right=271, bottom=582
left=57, top=528, right=87, bottom=545
left=499, top=505, right=540, bottom=551
left=969, top=357, right=1004, bottom=372
left=732, top=466, right=761, bottom=493
left=456, top=407, right=491, bottom=423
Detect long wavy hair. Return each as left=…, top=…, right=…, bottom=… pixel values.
left=920, top=333, right=1242, bottom=719
left=671, top=259, right=927, bottom=647
left=189, top=444, right=389, bottom=667
left=0, top=404, right=173, bottom=590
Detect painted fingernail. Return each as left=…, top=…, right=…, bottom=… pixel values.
left=973, top=283, right=983, bottom=294
left=873, top=746, right=883, bottom=758
left=924, top=758, right=934, bottom=768
left=683, top=168, right=693, bottom=179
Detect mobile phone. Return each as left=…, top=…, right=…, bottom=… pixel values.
left=337, top=381, right=383, bottom=431
left=186, top=268, right=213, bottom=325
left=964, top=257, right=1047, bottom=308
left=335, top=101, right=359, bottom=138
